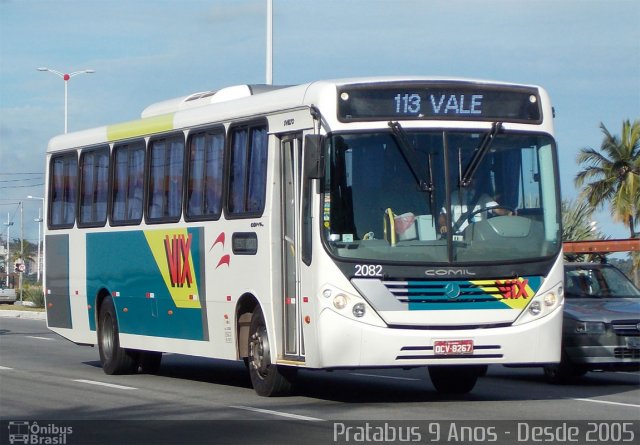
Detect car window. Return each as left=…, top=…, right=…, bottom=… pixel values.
left=565, top=265, right=640, bottom=298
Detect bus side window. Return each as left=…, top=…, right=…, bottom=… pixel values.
left=49, top=153, right=78, bottom=228
left=186, top=129, right=224, bottom=220
left=79, top=146, right=109, bottom=227
left=111, top=142, right=145, bottom=225
left=228, top=123, right=268, bottom=217
left=147, top=134, right=184, bottom=223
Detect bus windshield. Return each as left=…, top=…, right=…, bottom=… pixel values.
left=322, top=130, right=560, bottom=264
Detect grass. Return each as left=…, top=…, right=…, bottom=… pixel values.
left=0, top=303, right=45, bottom=312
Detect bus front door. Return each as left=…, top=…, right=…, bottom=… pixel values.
left=281, top=135, right=305, bottom=359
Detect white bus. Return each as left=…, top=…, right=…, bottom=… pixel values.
left=44, top=77, right=564, bottom=396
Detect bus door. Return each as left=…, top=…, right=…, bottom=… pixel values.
left=281, top=135, right=305, bottom=359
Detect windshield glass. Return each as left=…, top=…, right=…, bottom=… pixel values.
left=322, top=130, right=560, bottom=264
left=565, top=266, right=640, bottom=298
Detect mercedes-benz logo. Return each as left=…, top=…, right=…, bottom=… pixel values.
left=445, top=283, right=462, bottom=299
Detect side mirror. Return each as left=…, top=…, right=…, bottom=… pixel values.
left=303, top=134, right=325, bottom=180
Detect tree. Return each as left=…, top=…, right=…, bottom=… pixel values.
left=575, top=119, right=640, bottom=285
left=575, top=119, right=640, bottom=237
left=561, top=199, right=605, bottom=263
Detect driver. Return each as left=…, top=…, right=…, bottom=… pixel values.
left=438, top=191, right=510, bottom=234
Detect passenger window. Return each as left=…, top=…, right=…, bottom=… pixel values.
left=49, top=152, right=78, bottom=229
left=79, top=146, right=109, bottom=227
left=228, top=123, right=268, bottom=216
left=147, top=134, right=185, bottom=223
left=186, top=129, right=224, bottom=220
left=111, top=141, right=145, bottom=225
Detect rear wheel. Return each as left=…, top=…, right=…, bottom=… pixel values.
left=137, top=351, right=163, bottom=374
left=97, top=296, right=137, bottom=375
left=247, top=309, right=296, bottom=396
left=428, top=365, right=483, bottom=394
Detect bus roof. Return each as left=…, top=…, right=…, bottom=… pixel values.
left=46, top=76, right=550, bottom=153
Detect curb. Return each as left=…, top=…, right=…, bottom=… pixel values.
left=0, top=310, right=46, bottom=320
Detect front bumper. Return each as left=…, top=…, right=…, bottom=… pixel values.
left=309, top=304, right=563, bottom=368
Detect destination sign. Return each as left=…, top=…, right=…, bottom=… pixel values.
left=337, top=83, right=542, bottom=123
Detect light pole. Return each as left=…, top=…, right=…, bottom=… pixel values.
left=27, top=196, right=44, bottom=283
left=37, top=67, right=95, bottom=133
left=266, top=0, right=273, bottom=85
left=4, top=213, right=13, bottom=288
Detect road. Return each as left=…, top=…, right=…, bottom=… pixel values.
left=1, top=317, right=639, bottom=444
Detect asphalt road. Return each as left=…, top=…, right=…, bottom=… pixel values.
left=1, top=317, right=638, bottom=444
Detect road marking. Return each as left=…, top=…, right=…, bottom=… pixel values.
left=350, top=372, right=421, bottom=381
left=230, top=405, right=324, bottom=422
left=573, top=398, right=640, bottom=408
left=0, top=365, right=13, bottom=370
left=72, top=379, right=137, bottom=390
left=27, top=336, right=54, bottom=341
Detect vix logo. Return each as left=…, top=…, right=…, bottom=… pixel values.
left=496, top=278, right=530, bottom=300
left=164, top=234, right=193, bottom=287
left=144, top=228, right=201, bottom=309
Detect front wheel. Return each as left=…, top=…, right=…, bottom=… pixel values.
left=428, top=365, right=483, bottom=394
left=247, top=309, right=296, bottom=397
left=97, top=297, right=137, bottom=375
left=543, top=350, right=587, bottom=384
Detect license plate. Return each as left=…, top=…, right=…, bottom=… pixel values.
left=434, top=339, right=474, bottom=356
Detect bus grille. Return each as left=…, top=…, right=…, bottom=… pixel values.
left=383, top=280, right=497, bottom=304
left=613, top=348, right=640, bottom=359
left=611, top=320, right=640, bottom=336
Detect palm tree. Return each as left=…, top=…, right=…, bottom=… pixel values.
left=561, top=199, right=605, bottom=263
left=575, top=119, right=640, bottom=285
left=575, top=119, right=640, bottom=238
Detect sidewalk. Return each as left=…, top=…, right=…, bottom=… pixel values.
left=0, top=309, right=46, bottom=320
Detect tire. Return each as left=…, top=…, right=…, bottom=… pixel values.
left=97, top=296, right=137, bottom=375
left=428, top=365, right=482, bottom=394
left=543, top=350, right=587, bottom=384
left=137, top=351, right=163, bottom=374
left=247, top=309, right=296, bottom=397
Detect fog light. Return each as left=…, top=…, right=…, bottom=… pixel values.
left=543, top=292, right=556, bottom=306
left=575, top=321, right=605, bottom=334
left=323, top=289, right=332, bottom=299
left=352, top=303, right=366, bottom=318
left=333, top=294, right=348, bottom=309
left=528, top=301, right=541, bottom=316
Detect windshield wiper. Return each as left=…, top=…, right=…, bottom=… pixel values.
left=460, top=122, right=502, bottom=187
left=388, top=121, right=433, bottom=192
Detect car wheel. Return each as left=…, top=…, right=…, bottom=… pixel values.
left=543, top=351, right=587, bottom=384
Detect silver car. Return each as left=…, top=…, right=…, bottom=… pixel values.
left=0, top=287, right=17, bottom=304
left=544, top=262, right=640, bottom=383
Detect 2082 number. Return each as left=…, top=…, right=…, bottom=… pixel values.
left=355, top=264, right=383, bottom=277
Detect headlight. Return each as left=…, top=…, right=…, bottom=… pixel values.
left=333, top=294, right=348, bottom=310
left=575, top=321, right=606, bottom=334
left=529, top=301, right=541, bottom=316
left=543, top=292, right=557, bottom=307
left=352, top=303, right=366, bottom=318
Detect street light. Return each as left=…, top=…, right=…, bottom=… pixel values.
left=4, top=213, right=13, bottom=288
left=27, top=196, right=44, bottom=283
left=37, top=67, right=95, bottom=133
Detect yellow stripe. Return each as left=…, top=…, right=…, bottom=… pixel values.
left=144, top=228, right=201, bottom=309
left=107, top=114, right=175, bottom=141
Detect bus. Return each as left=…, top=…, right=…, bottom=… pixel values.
left=44, top=77, right=564, bottom=396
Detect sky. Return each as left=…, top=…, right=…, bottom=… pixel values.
left=0, top=0, right=639, bottom=246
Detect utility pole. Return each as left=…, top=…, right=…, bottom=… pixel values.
left=19, top=201, right=24, bottom=302
left=4, top=213, right=11, bottom=288
left=266, top=0, right=273, bottom=85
